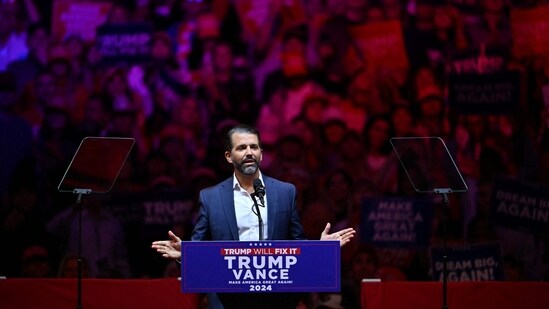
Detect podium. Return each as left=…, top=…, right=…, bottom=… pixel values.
left=180, top=240, right=340, bottom=293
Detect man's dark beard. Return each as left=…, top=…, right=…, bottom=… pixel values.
left=235, top=159, right=259, bottom=175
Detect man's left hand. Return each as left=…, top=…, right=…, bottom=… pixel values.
left=320, top=223, right=356, bottom=247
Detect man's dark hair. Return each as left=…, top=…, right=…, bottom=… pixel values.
left=223, top=124, right=261, bottom=151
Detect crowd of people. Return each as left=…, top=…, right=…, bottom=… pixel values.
left=1, top=0, right=549, bottom=307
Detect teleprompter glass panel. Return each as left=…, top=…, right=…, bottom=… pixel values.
left=390, top=137, right=467, bottom=193
left=58, top=137, right=134, bottom=193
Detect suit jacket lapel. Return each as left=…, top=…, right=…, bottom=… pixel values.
left=265, top=176, right=277, bottom=240
left=219, top=178, right=239, bottom=240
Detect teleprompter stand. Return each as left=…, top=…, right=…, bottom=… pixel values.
left=57, top=137, right=134, bottom=309
left=390, top=137, right=468, bottom=309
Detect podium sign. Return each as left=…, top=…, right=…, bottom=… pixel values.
left=181, top=241, right=340, bottom=293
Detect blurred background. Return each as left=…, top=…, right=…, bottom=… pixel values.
left=1, top=0, right=549, bottom=307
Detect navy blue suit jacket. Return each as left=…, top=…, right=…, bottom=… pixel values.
left=190, top=175, right=306, bottom=309
left=191, top=175, right=306, bottom=241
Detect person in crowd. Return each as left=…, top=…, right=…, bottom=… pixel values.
left=47, top=195, right=131, bottom=278
left=318, top=0, right=370, bottom=76
left=391, top=103, right=417, bottom=137
left=0, top=170, right=48, bottom=277
left=315, top=169, right=356, bottom=235
left=76, top=93, right=111, bottom=137
left=320, top=118, right=350, bottom=170
left=381, top=0, right=406, bottom=22
left=104, top=3, right=131, bottom=25
left=19, top=245, right=51, bottom=278
left=57, top=254, right=90, bottom=278
left=311, top=17, right=350, bottom=97
left=341, top=244, right=381, bottom=309
left=152, top=124, right=355, bottom=309
left=348, top=70, right=390, bottom=123
left=466, top=0, right=512, bottom=50
left=430, top=4, right=469, bottom=69
left=267, top=133, right=311, bottom=180
left=261, top=26, right=325, bottom=125
left=0, top=72, right=34, bottom=210
left=6, top=22, right=50, bottom=94
left=32, top=93, right=82, bottom=211
left=101, top=68, right=146, bottom=125
left=254, top=88, right=288, bottom=153
left=142, top=149, right=178, bottom=190
left=293, top=95, right=329, bottom=129
left=503, top=255, right=526, bottom=281
left=403, top=0, right=438, bottom=68
left=202, top=39, right=259, bottom=127
left=12, top=69, right=54, bottom=134
left=47, top=42, right=89, bottom=125
left=336, top=131, right=367, bottom=180
left=155, top=124, right=196, bottom=186
left=62, top=35, right=87, bottom=82
left=358, top=115, right=399, bottom=196
left=413, top=84, right=448, bottom=137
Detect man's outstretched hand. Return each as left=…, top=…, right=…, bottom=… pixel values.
left=320, top=223, right=356, bottom=247
left=151, top=230, right=182, bottom=260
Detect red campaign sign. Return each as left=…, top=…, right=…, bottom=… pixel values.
left=511, top=5, right=549, bottom=58
left=349, top=20, right=409, bottom=69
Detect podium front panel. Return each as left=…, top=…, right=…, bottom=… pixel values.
left=181, top=240, right=340, bottom=293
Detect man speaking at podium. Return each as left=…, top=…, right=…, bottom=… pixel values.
left=152, top=124, right=355, bottom=309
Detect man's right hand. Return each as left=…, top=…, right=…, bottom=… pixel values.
left=151, top=230, right=182, bottom=260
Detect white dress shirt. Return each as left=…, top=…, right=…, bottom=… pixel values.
left=232, top=173, right=268, bottom=241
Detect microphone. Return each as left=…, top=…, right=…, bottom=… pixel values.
left=253, top=178, right=266, bottom=206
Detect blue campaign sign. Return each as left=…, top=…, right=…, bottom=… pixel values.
left=96, top=22, right=152, bottom=65
left=360, top=197, right=434, bottom=248
left=430, top=242, right=504, bottom=281
left=448, top=71, right=520, bottom=114
left=181, top=240, right=340, bottom=293
left=490, top=177, right=549, bottom=236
